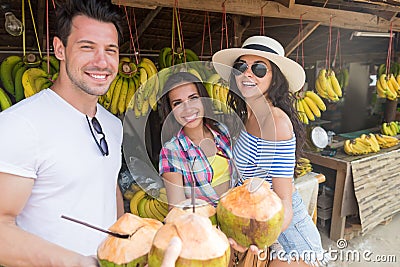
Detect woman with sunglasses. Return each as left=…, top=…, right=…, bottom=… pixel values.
left=213, top=36, right=329, bottom=266
left=158, top=71, right=238, bottom=208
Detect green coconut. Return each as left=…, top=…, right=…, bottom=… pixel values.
left=165, top=198, right=217, bottom=225
left=97, top=213, right=163, bottom=267
left=217, top=178, right=284, bottom=249
left=148, top=213, right=230, bottom=267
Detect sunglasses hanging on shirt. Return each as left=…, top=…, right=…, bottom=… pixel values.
left=86, top=115, right=109, bottom=156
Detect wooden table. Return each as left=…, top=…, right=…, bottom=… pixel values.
left=304, top=144, right=400, bottom=241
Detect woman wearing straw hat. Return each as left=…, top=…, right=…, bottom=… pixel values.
left=213, top=36, right=329, bottom=266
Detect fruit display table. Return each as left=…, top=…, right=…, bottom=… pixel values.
left=304, top=143, right=400, bottom=241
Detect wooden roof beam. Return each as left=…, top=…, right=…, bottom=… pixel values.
left=285, top=22, right=321, bottom=56
left=112, top=0, right=400, bottom=32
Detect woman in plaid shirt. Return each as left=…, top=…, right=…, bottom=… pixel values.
left=158, top=72, right=237, bottom=208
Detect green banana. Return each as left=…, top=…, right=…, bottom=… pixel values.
left=0, top=55, right=22, bottom=96
left=185, top=48, right=200, bottom=62
left=43, top=55, right=60, bottom=73
left=0, top=87, right=12, bottom=111
left=11, top=61, right=25, bottom=82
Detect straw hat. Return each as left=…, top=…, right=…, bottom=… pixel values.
left=212, top=36, right=305, bottom=92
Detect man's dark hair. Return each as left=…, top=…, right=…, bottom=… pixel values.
left=55, top=0, right=123, bottom=46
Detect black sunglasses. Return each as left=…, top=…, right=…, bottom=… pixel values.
left=232, top=61, right=269, bottom=78
left=85, top=115, right=109, bottom=156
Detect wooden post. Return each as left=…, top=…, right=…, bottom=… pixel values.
left=384, top=99, right=398, bottom=122
left=232, top=15, right=250, bottom=47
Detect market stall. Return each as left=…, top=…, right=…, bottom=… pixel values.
left=305, top=136, right=400, bottom=241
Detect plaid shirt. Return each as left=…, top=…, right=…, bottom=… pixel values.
left=159, top=122, right=235, bottom=206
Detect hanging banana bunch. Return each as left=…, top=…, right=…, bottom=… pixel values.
left=376, top=63, right=400, bottom=101
left=294, top=90, right=326, bottom=125
left=0, top=53, right=60, bottom=106
left=99, top=57, right=161, bottom=118
left=315, top=69, right=342, bottom=102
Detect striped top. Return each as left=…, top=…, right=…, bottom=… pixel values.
left=233, top=130, right=296, bottom=185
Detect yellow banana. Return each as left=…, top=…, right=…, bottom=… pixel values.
left=300, top=98, right=315, bottom=121
left=153, top=198, right=169, bottom=217
left=305, top=91, right=326, bottom=111
left=376, top=79, right=387, bottom=98
left=367, top=133, right=380, bottom=152
left=205, top=73, right=221, bottom=98
left=130, top=190, right=146, bottom=216
left=325, top=75, right=339, bottom=101
left=104, top=75, right=120, bottom=103
left=315, top=78, right=328, bottom=98
left=125, top=77, right=137, bottom=111
left=329, top=70, right=343, bottom=97
left=389, top=74, right=400, bottom=94
left=297, top=157, right=311, bottom=164
left=213, top=83, right=222, bottom=112
left=317, top=69, right=329, bottom=95
left=148, top=198, right=165, bottom=222
left=117, top=77, right=129, bottom=115
left=343, top=140, right=353, bottom=155
left=109, top=75, right=124, bottom=115
left=296, top=98, right=308, bottom=124
left=141, top=99, right=149, bottom=116
left=303, top=96, right=321, bottom=118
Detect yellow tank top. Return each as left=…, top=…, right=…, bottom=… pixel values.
left=208, top=155, right=230, bottom=187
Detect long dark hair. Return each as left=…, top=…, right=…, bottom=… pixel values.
left=55, top=0, right=124, bottom=46
left=228, top=60, right=305, bottom=159
left=159, top=72, right=220, bottom=141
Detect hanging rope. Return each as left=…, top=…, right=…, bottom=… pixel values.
left=46, top=0, right=50, bottom=73
left=124, top=6, right=139, bottom=64
left=22, top=0, right=25, bottom=58
left=333, top=28, right=340, bottom=69
left=260, top=5, right=264, bottom=36
left=201, top=12, right=213, bottom=58
left=325, top=16, right=333, bottom=70
left=220, top=1, right=229, bottom=50
left=385, top=22, right=394, bottom=76
left=51, top=0, right=56, bottom=10
left=132, top=8, right=141, bottom=63
left=28, top=0, right=42, bottom=58
left=175, top=0, right=187, bottom=62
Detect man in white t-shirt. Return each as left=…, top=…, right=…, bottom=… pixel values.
left=0, top=0, right=124, bottom=266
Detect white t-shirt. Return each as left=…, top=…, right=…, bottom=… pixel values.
left=0, top=89, right=123, bottom=255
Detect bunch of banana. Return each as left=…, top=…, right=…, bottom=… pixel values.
left=343, top=133, right=381, bottom=155
left=158, top=47, right=200, bottom=69
left=295, top=90, right=327, bottom=124
left=315, top=69, right=342, bottom=102
left=0, top=54, right=60, bottom=103
left=335, top=68, right=349, bottom=89
left=205, top=73, right=230, bottom=114
left=375, top=133, right=400, bottom=148
left=294, top=157, right=313, bottom=178
left=131, top=57, right=160, bottom=118
left=376, top=73, right=399, bottom=100
left=129, top=187, right=169, bottom=222
left=381, top=121, right=400, bottom=136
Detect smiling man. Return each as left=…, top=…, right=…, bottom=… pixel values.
left=0, top=1, right=124, bottom=266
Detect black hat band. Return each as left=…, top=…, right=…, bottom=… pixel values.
left=242, top=44, right=278, bottom=55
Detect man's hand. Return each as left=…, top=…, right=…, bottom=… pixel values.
left=161, top=236, right=182, bottom=267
